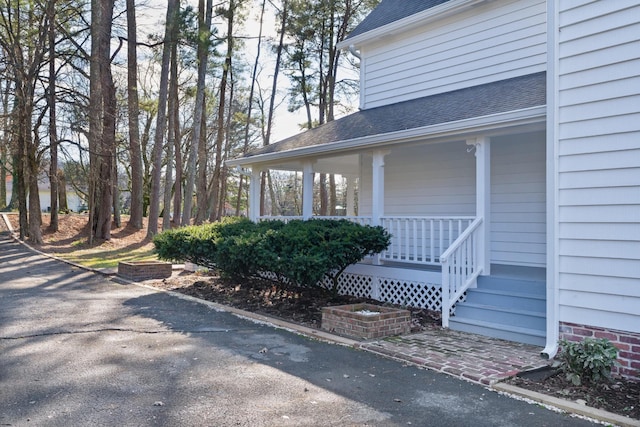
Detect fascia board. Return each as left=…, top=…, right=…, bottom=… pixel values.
left=337, top=0, right=487, bottom=50
left=225, top=106, right=546, bottom=167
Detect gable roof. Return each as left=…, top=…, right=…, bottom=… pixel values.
left=228, top=73, right=546, bottom=166
left=347, top=0, right=451, bottom=39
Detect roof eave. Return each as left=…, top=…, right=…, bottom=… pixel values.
left=225, top=106, right=546, bottom=167
left=337, top=0, right=488, bottom=50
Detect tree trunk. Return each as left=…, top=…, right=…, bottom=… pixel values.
left=261, top=0, right=288, bottom=216
left=27, top=155, right=43, bottom=244
left=0, top=79, right=9, bottom=210
left=195, top=99, right=208, bottom=224
left=148, top=0, right=179, bottom=237
left=58, top=170, right=68, bottom=212
left=0, top=146, right=6, bottom=210
left=126, top=0, right=144, bottom=229
left=163, top=0, right=181, bottom=231
left=21, top=80, right=42, bottom=244
left=208, top=8, right=233, bottom=222
left=14, top=151, right=27, bottom=240
left=213, top=76, right=236, bottom=221
left=88, top=0, right=104, bottom=243
left=171, top=90, right=182, bottom=225
left=236, top=0, right=266, bottom=217
left=182, top=0, right=213, bottom=226
left=329, top=174, right=336, bottom=215
left=48, top=0, right=58, bottom=231
left=113, top=155, right=121, bottom=228
left=91, top=0, right=116, bottom=241
left=319, top=173, right=328, bottom=215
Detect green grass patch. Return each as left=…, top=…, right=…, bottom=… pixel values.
left=55, top=244, right=158, bottom=269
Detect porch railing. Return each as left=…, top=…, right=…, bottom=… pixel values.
left=258, top=216, right=303, bottom=223
left=380, top=216, right=475, bottom=266
left=440, top=217, right=483, bottom=328
left=258, top=215, right=475, bottom=267
left=258, top=216, right=372, bottom=225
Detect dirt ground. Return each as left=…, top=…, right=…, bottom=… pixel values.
left=3, top=213, right=638, bottom=421
left=149, top=269, right=442, bottom=333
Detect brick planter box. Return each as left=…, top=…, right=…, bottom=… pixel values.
left=321, top=303, right=411, bottom=340
left=117, top=261, right=173, bottom=281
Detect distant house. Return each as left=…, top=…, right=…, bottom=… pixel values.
left=4, top=174, right=84, bottom=213
left=227, top=0, right=640, bottom=379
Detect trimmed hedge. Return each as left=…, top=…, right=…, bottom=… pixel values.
left=152, top=216, right=256, bottom=271
left=153, top=217, right=391, bottom=291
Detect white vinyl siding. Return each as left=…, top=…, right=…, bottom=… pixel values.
left=555, top=0, right=640, bottom=332
left=359, top=141, right=476, bottom=216
left=359, top=135, right=547, bottom=268
left=360, top=0, right=546, bottom=108
left=491, top=132, right=546, bottom=267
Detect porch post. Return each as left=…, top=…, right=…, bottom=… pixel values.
left=469, top=137, right=491, bottom=275
left=371, top=150, right=388, bottom=265
left=302, top=161, right=314, bottom=220
left=249, top=167, right=262, bottom=222
left=346, top=176, right=357, bottom=216
left=371, top=150, right=388, bottom=226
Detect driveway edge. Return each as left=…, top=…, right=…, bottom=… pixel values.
left=493, top=383, right=640, bottom=427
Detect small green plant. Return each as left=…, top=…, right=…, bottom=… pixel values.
left=557, top=337, right=618, bottom=386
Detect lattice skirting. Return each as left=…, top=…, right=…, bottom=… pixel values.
left=323, top=273, right=442, bottom=311
left=259, top=264, right=455, bottom=313
left=323, top=264, right=451, bottom=312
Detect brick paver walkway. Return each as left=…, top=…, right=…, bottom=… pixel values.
left=359, top=326, right=551, bottom=386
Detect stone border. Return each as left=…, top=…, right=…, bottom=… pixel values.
left=494, top=383, right=640, bottom=427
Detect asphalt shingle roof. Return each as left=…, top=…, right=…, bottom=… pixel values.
left=346, top=0, right=452, bottom=39
left=235, top=72, right=546, bottom=160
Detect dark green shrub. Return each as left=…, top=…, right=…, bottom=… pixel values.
left=257, top=219, right=390, bottom=290
left=558, top=337, right=619, bottom=385
left=214, top=222, right=279, bottom=279
left=153, top=226, right=208, bottom=266
left=153, top=217, right=255, bottom=270
left=153, top=217, right=391, bottom=291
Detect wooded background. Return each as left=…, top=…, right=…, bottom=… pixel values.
left=0, top=0, right=378, bottom=243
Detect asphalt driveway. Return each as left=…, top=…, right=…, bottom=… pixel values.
left=0, top=232, right=596, bottom=426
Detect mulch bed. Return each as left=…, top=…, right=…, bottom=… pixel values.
left=508, top=369, right=639, bottom=420
left=149, top=270, right=441, bottom=333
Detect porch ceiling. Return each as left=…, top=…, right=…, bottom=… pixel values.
left=226, top=72, right=546, bottom=168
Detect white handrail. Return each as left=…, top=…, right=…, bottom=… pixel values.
left=441, top=217, right=484, bottom=328
left=380, top=216, right=474, bottom=266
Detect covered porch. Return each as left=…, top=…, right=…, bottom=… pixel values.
left=234, top=128, right=547, bottom=345
left=226, top=74, right=548, bottom=345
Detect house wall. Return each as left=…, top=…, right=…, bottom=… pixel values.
left=359, top=0, right=546, bottom=109
left=5, top=186, right=84, bottom=212
left=359, top=141, right=476, bottom=216
left=359, top=135, right=547, bottom=267
left=555, top=1, right=640, bottom=334
left=491, top=132, right=546, bottom=267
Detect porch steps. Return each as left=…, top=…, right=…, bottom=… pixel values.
left=449, top=275, right=546, bottom=347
